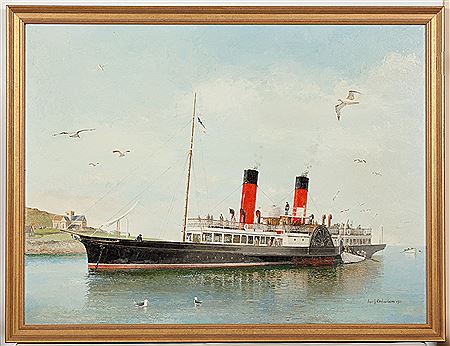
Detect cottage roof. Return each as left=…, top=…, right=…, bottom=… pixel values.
left=72, top=215, right=86, bottom=222
left=53, top=215, right=70, bottom=222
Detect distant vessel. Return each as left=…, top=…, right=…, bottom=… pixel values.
left=67, top=94, right=385, bottom=270
left=401, top=247, right=422, bottom=255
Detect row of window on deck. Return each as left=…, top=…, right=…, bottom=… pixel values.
left=186, top=232, right=284, bottom=246
left=343, top=238, right=371, bottom=245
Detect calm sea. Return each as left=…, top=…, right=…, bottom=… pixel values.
left=25, top=246, right=426, bottom=324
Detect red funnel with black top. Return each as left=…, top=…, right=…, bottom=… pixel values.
left=293, top=175, right=309, bottom=224
left=239, top=169, right=258, bottom=225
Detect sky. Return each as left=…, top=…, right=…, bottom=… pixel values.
left=26, top=24, right=425, bottom=245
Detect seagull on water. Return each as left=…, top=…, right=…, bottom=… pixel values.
left=113, top=150, right=130, bottom=157
left=53, top=129, right=95, bottom=138
left=89, top=162, right=100, bottom=167
left=193, top=296, right=202, bottom=307
left=354, top=158, right=367, bottom=164
left=134, top=299, right=148, bottom=307
left=335, top=90, right=361, bottom=120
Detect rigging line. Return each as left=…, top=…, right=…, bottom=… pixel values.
left=342, top=175, right=390, bottom=215
left=342, top=194, right=379, bottom=217
left=197, top=130, right=209, bottom=208
left=256, top=185, right=277, bottom=205
left=101, top=166, right=172, bottom=227
left=124, top=166, right=173, bottom=206
left=275, top=187, right=296, bottom=206
left=81, top=118, right=192, bottom=216
left=158, top=192, right=176, bottom=239
left=104, top=165, right=172, bottom=221
left=206, top=183, right=243, bottom=214
left=307, top=193, right=321, bottom=216
left=163, top=191, right=177, bottom=231
left=190, top=157, right=202, bottom=217
left=199, top=132, right=209, bottom=208
left=158, top=155, right=189, bottom=238
left=158, top=153, right=190, bottom=239
left=102, top=201, right=139, bottom=227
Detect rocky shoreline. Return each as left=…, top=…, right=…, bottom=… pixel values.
left=26, top=238, right=86, bottom=255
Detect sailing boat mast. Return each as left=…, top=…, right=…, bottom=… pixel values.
left=182, top=93, right=197, bottom=242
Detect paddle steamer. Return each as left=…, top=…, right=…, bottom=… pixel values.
left=68, top=95, right=386, bottom=270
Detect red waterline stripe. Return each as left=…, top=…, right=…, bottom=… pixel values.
left=88, top=262, right=292, bottom=270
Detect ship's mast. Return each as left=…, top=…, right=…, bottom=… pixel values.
left=182, top=93, right=197, bottom=242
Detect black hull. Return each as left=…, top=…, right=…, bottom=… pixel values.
left=73, top=232, right=386, bottom=270
left=78, top=235, right=344, bottom=270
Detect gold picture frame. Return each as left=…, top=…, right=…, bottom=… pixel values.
left=5, top=5, right=445, bottom=343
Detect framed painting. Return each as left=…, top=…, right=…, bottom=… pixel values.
left=5, top=5, right=445, bottom=343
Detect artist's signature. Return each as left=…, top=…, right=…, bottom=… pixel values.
left=367, top=298, right=402, bottom=305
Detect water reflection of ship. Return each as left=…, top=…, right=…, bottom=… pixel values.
left=84, top=261, right=384, bottom=311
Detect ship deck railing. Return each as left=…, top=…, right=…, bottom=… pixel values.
left=187, top=218, right=372, bottom=236
left=187, top=218, right=314, bottom=234
left=328, top=225, right=372, bottom=236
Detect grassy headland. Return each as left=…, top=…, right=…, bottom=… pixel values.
left=26, top=207, right=85, bottom=255
left=26, top=207, right=54, bottom=228
left=25, top=207, right=157, bottom=255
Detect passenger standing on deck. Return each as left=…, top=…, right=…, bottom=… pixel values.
left=135, top=234, right=143, bottom=242
left=285, top=202, right=290, bottom=215
left=255, top=210, right=261, bottom=224
left=229, top=208, right=236, bottom=223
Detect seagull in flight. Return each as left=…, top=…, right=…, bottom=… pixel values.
left=113, top=150, right=130, bottom=157
left=197, top=117, right=207, bottom=133
left=97, top=64, right=106, bottom=71
left=340, top=208, right=350, bottom=213
left=193, top=296, right=202, bottom=307
left=89, top=162, right=100, bottom=167
left=354, top=158, right=367, bottom=164
left=332, top=190, right=340, bottom=201
left=53, top=129, right=95, bottom=138
left=335, top=90, right=361, bottom=120
left=372, top=171, right=382, bottom=176
left=134, top=299, right=148, bottom=307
